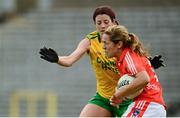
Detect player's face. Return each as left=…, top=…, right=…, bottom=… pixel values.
left=95, top=14, right=114, bottom=35
left=103, top=34, right=119, bottom=58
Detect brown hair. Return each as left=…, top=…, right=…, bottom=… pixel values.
left=93, top=5, right=118, bottom=23
left=105, top=25, right=149, bottom=57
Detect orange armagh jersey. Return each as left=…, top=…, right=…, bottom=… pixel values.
left=116, top=48, right=166, bottom=108
left=86, top=31, right=120, bottom=99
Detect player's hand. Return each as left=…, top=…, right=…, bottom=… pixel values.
left=149, top=55, right=165, bottom=69
left=39, top=46, right=59, bottom=63
left=110, top=95, right=122, bottom=107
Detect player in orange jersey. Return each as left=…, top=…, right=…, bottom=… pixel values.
left=103, top=25, right=166, bottom=117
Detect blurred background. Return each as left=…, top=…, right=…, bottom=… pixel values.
left=0, top=0, right=180, bottom=117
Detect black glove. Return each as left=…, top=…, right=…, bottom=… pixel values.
left=149, top=55, right=165, bottom=69
left=39, top=47, right=59, bottom=63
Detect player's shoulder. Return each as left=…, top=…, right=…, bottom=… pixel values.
left=86, top=31, right=99, bottom=40
left=125, top=48, right=138, bottom=58
left=119, top=48, right=132, bottom=62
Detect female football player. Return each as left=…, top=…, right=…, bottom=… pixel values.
left=103, top=25, right=166, bottom=117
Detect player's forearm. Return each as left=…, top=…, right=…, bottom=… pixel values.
left=115, top=81, right=146, bottom=99
left=57, top=38, right=89, bottom=67
left=115, top=71, right=149, bottom=99
left=57, top=56, right=74, bottom=67
left=57, top=52, right=84, bottom=67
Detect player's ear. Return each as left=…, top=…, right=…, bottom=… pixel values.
left=117, top=41, right=123, bottom=49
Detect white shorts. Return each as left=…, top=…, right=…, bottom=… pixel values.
left=122, top=100, right=166, bottom=117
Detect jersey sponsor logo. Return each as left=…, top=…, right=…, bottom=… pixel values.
left=96, top=57, right=119, bottom=74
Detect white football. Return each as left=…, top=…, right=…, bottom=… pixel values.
left=117, top=74, right=143, bottom=100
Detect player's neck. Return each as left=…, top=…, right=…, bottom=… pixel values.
left=116, top=50, right=122, bottom=61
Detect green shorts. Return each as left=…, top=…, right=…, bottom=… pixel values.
left=88, top=92, right=132, bottom=117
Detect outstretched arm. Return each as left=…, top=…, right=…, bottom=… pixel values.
left=57, top=38, right=90, bottom=67
left=39, top=38, right=90, bottom=67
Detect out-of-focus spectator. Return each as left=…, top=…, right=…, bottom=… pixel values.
left=0, top=0, right=16, bottom=24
